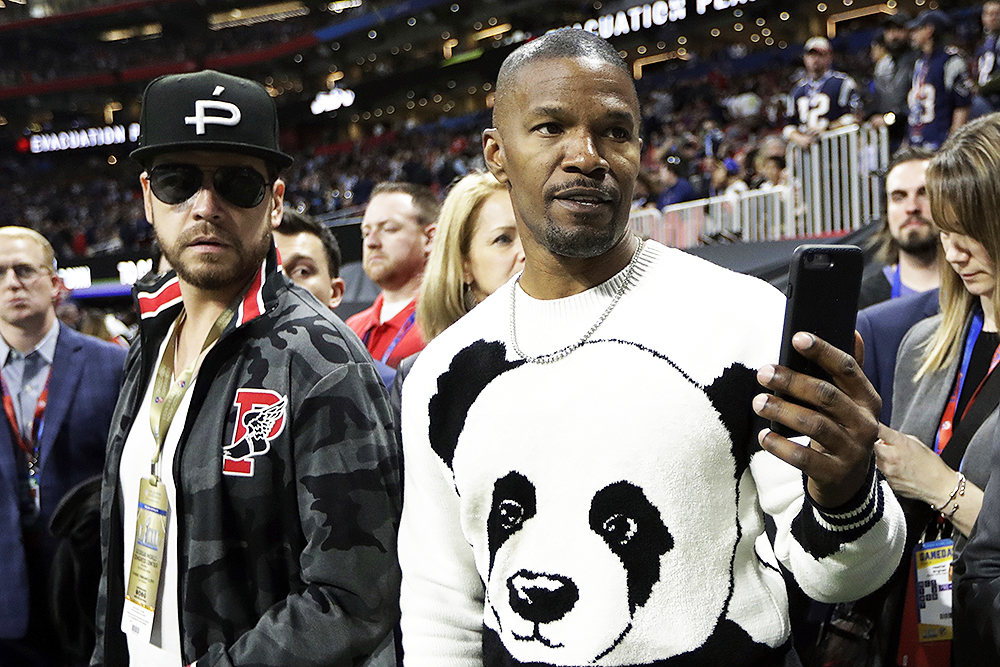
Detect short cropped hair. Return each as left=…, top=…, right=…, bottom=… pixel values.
left=276, top=209, right=342, bottom=278
left=886, top=145, right=935, bottom=176
left=494, top=28, right=633, bottom=123
left=369, top=182, right=440, bottom=228
left=0, top=226, right=57, bottom=272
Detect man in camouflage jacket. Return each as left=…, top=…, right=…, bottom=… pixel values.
left=91, top=70, right=400, bottom=666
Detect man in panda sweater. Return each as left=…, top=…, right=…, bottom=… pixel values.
left=398, top=29, right=906, bottom=667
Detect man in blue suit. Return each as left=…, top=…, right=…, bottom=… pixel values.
left=0, top=226, right=126, bottom=665
left=856, top=287, right=940, bottom=426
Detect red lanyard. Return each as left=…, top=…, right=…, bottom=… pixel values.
left=936, top=314, right=1000, bottom=454
left=0, top=366, right=52, bottom=460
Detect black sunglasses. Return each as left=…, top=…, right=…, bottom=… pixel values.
left=148, top=164, right=270, bottom=209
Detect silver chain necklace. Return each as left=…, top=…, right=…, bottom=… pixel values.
left=509, top=238, right=645, bottom=364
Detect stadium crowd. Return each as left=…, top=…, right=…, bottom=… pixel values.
left=5, top=6, right=1000, bottom=666
left=2, top=4, right=992, bottom=264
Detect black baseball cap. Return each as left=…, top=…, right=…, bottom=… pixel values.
left=131, top=70, right=293, bottom=170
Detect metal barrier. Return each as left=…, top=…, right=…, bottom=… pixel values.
left=641, top=123, right=890, bottom=248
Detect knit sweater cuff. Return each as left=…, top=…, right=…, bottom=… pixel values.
left=791, top=458, right=885, bottom=559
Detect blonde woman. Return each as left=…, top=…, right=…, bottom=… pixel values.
left=389, top=172, right=524, bottom=430
left=872, top=112, right=1000, bottom=666
left=417, top=171, right=525, bottom=340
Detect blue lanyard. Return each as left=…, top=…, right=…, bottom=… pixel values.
left=890, top=263, right=903, bottom=299
left=934, top=310, right=985, bottom=453
left=364, top=311, right=416, bottom=365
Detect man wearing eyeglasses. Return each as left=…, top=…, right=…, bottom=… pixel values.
left=91, top=70, right=400, bottom=667
left=0, top=226, right=126, bottom=666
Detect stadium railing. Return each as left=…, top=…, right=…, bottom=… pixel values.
left=637, top=123, right=890, bottom=248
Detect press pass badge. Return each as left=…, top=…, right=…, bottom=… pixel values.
left=121, top=475, right=168, bottom=642
left=915, top=539, right=954, bottom=642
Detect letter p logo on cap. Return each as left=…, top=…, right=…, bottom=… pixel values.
left=185, top=100, right=242, bottom=135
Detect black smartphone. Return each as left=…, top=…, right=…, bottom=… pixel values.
left=771, top=244, right=863, bottom=438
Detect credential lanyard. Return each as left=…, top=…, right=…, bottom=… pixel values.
left=148, top=308, right=231, bottom=477
left=0, top=367, right=51, bottom=461
left=890, top=263, right=903, bottom=299
left=0, top=367, right=51, bottom=519
left=935, top=311, right=1000, bottom=454
left=364, top=311, right=416, bottom=365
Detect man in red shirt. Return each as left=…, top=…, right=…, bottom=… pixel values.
left=346, top=182, right=438, bottom=371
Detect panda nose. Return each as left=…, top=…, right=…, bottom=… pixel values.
left=507, top=570, right=579, bottom=624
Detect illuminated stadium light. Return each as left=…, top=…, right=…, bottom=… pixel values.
left=326, top=70, right=344, bottom=87
left=632, top=49, right=690, bottom=79
left=328, top=0, right=362, bottom=12
left=826, top=3, right=895, bottom=37
left=209, top=2, right=309, bottom=30
left=310, top=88, right=356, bottom=115
left=475, top=23, right=511, bottom=40
left=101, top=24, right=162, bottom=42
left=104, top=101, right=122, bottom=125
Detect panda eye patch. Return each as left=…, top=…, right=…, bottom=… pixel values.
left=601, top=514, right=638, bottom=545
left=499, top=499, right=526, bottom=530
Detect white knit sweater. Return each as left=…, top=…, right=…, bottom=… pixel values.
left=398, top=240, right=905, bottom=667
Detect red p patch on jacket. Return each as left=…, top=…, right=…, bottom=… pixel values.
left=223, top=388, right=287, bottom=477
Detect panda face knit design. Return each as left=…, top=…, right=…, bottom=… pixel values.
left=398, top=241, right=906, bottom=667
left=452, top=343, right=751, bottom=664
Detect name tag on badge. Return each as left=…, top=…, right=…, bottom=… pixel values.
left=915, top=538, right=954, bottom=642
left=121, top=476, right=168, bottom=643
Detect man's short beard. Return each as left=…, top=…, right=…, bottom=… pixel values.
left=156, top=220, right=271, bottom=293
left=540, top=214, right=627, bottom=259
left=897, top=223, right=938, bottom=256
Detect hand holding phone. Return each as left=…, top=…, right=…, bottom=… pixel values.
left=771, top=244, right=863, bottom=438
left=754, top=244, right=882, bottom=507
